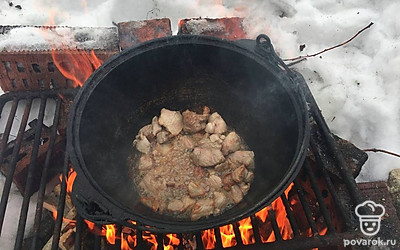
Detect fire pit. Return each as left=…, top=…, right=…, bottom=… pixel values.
left=0, top=17, right=399, bottom=250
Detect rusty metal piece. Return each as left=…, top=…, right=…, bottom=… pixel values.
left=178, top=17, right=247, bottom=40
left=117, top=18, right=172, bottom=50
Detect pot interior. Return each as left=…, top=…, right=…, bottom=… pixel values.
left=76, top=41, right=302, bottom=226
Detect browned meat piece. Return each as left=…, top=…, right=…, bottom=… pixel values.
left=232, top=165, right=246, bottom=183
left=152, top=142, right=173, bottom=157
left=133, top=134, right=151, bottom=154
left=152, top=116, right=162, bottom=136
left=222, top=174, right=235, bottom=191
left=227, top=151, right=255, bottom=168
left=221, top=132, right=241, bottom=155
left=215, top=161, right=230, bottom=172
left=138, top=124, right=153, bottom=138
left=191, top=147, right=225, bottom=167
left=209, top=134, right=223, bottom=144
left=239, top=183, right=250, bottom=194
left=139, top=173, right=166, bottom=197
left=208, top=175, right=222, bottom=189
left=182, top=109, right=209, bottom=133
left=141, top=197, right=166, bottom=212
left=214, top=191, right=228, bottom=209
left=191, top=199, right=215, bottom=221
left=180, top=135, right=196, bottom=149
left=230, top=185, right=244, bottom=203
left=138, top=154, right=153, bottom=170
left=205, top=112, right=227, bottom=134
left=198, top=136, right=222, bottom=150
left=182, top=196, right=196, bottom=212
left=193, top=166, right=207, bottom=178
left=167, top=200, right=184, bottom=212
left=188, top=182, right=206, bottom=198
left=158, top=108, right=183, bottom=136
left=156, top=130, right=170, bottom=144
left=244, top=171, right=254, bottom=183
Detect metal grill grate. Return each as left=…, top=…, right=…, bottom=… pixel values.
left=0, top=78, right=368, bottom=249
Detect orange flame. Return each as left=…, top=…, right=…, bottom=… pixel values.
left=220, top=224, right=237, bottom=248
left=201, top=229, right=216, bottom=249
left=164, top=234, right=180, bottom=250
left=143, top=231, right=158, bottom=250
left=238, top=217, right=255, bottom=245
left=103, top=224, right=116, bottom=245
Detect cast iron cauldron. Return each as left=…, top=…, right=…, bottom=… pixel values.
left=68, top=34, right=310, bottom=232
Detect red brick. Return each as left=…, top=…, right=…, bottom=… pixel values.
left=117, top=18, right=172, bottom=50
left=178, top=17, right=247, bottom=40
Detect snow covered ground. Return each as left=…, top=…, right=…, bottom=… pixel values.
left=0, top=0, right=399, bottom=247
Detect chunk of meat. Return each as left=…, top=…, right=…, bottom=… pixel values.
left=205, top=112, right=227, bottom=134
left=198, top=136, right=222, bottom=150
left=141, top=197, right=166, bottom=212
left=182, top=196, right=196, bottom=212
left=227, top=151, right=255, bottom=168
left=152, top=116, right=162, bottom=136
left=138, top=124, right=153, bottom=139
left=221, top=132, right=241, bottom=155
left=188, top=182, right=206, bottom=198
left=156, top=130, right=170, bottom=144
left=214, top=191, right=228, bottom=209
left=139, top=173, right=166, bottom=197
left=191, top=147, right=225, bottom=167
left=158, top=108, right=183, bottom=136
left=222, top=174, right=235, bottom=191
left=182, top=109, right=209, bottom=133
left=215, top=161, right=230, bottom=172
left=244, top=171, right=254, bottom=183
left=232, top=165, right=246, bottom=183
left=152, top=142, right=173, bottom=157
left=230, top=185, right=244, bottom=204
left=209, top=134, right=223, bottom=144
left=167, top=200, right=184, bottom=212
left=133, top=134, right=151, bottom=154
left=191, top=199, right=215, bottom=221
left=208, top=175, right=222, bottom=189
left=138, top=155, right=153, bottom=170
left=239, top=183, right=250, bottom=194
left=180, top=135, right=195, bottom=149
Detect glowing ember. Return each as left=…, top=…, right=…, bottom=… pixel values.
left=201, top=229, right=216, bottom=249
left=238, top=217, right=255, bottom=245
left=220, top=224, right=237, bottom=248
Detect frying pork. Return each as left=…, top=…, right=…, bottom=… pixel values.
left=130, top=107, right=255, bottom=220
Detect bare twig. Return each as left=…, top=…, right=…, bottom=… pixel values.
left=286, top=58, right=307, bottom=67
left=283, top=22, right=374, bottom=61
left=363, top=148, right=400, bottom=159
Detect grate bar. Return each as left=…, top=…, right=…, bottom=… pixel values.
left=303, top=81, right=364, bottom=206
left=136, top=229, right=143, bottom=249
left=303, top=159, right=335, bottom=234
left=309, top=135, right=354, bottom=230
left=93, top=225, right=101, bottom=250
left=214, top=227, right=223, bottom=249
left=50, top=152, right=69, bottom=250
left=195, top=232, right=204, bottom=250
left=293, top=179, right=318, bottom=234
left=232, top=222, right=243, bottom=246
left=30, top=97, right=62, bottom=250
left=157, top=233, right=164, bottom=250
left=250, top=215, right=261, bottom=244
left=280, top=193, right=300, bottom=238
left=74, top=215, right=84, bottom=250
left=0, top=97, right=18, bottom=162
left=15, top=97, right=47, bottom=250
left=268, top=209, right=282, bottom=241
left=0, top=98, right=32, bottom=236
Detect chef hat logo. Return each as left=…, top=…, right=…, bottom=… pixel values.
left=355, top=200, right=385, bottom=236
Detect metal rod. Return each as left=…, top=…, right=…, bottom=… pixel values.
left=232, top=222, right=243, bottom=246
left=15, top=97, right=47, bottom=250
left=157, top=233, right=164, bottom=250
left=268, top=209, right=283, bottom=242
left=30, top=97, right=62, bottom=250
left=94, top=226, right=101, bottom=250
left=0, top=97, right=18, bottom=163
left=280, top=193, right=300, bottom=237
left=293, top=179, right=318, bottom=234
left=74, top=215, right=84, bottom=250
left=195, top=232, right=204, bottom=250
left=250, top=215, right=262, bottom=244
left=309, top=135, right=354, bottom=230
left=115, top=225, right=122, bottom=250
left=303, top=159, right=335, bottom=234
left=177, top=233, right=184, bottom=250
left=0, top=98, right=32, bottom=236
left=303, top=81, right=364, bottom=206
left=136, top=229, right=143, bottom=249
left=50, top=151, right=69, bottom=250
left=214, top=227, right=223, bottom=249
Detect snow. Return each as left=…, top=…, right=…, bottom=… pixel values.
left=0, top=0, right=399, bottom=247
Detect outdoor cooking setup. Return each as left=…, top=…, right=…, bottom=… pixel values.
left=0, top=17, right=399, bottom=249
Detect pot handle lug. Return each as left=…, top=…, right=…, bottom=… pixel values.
left=255, top=34, right=296, bottom=79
